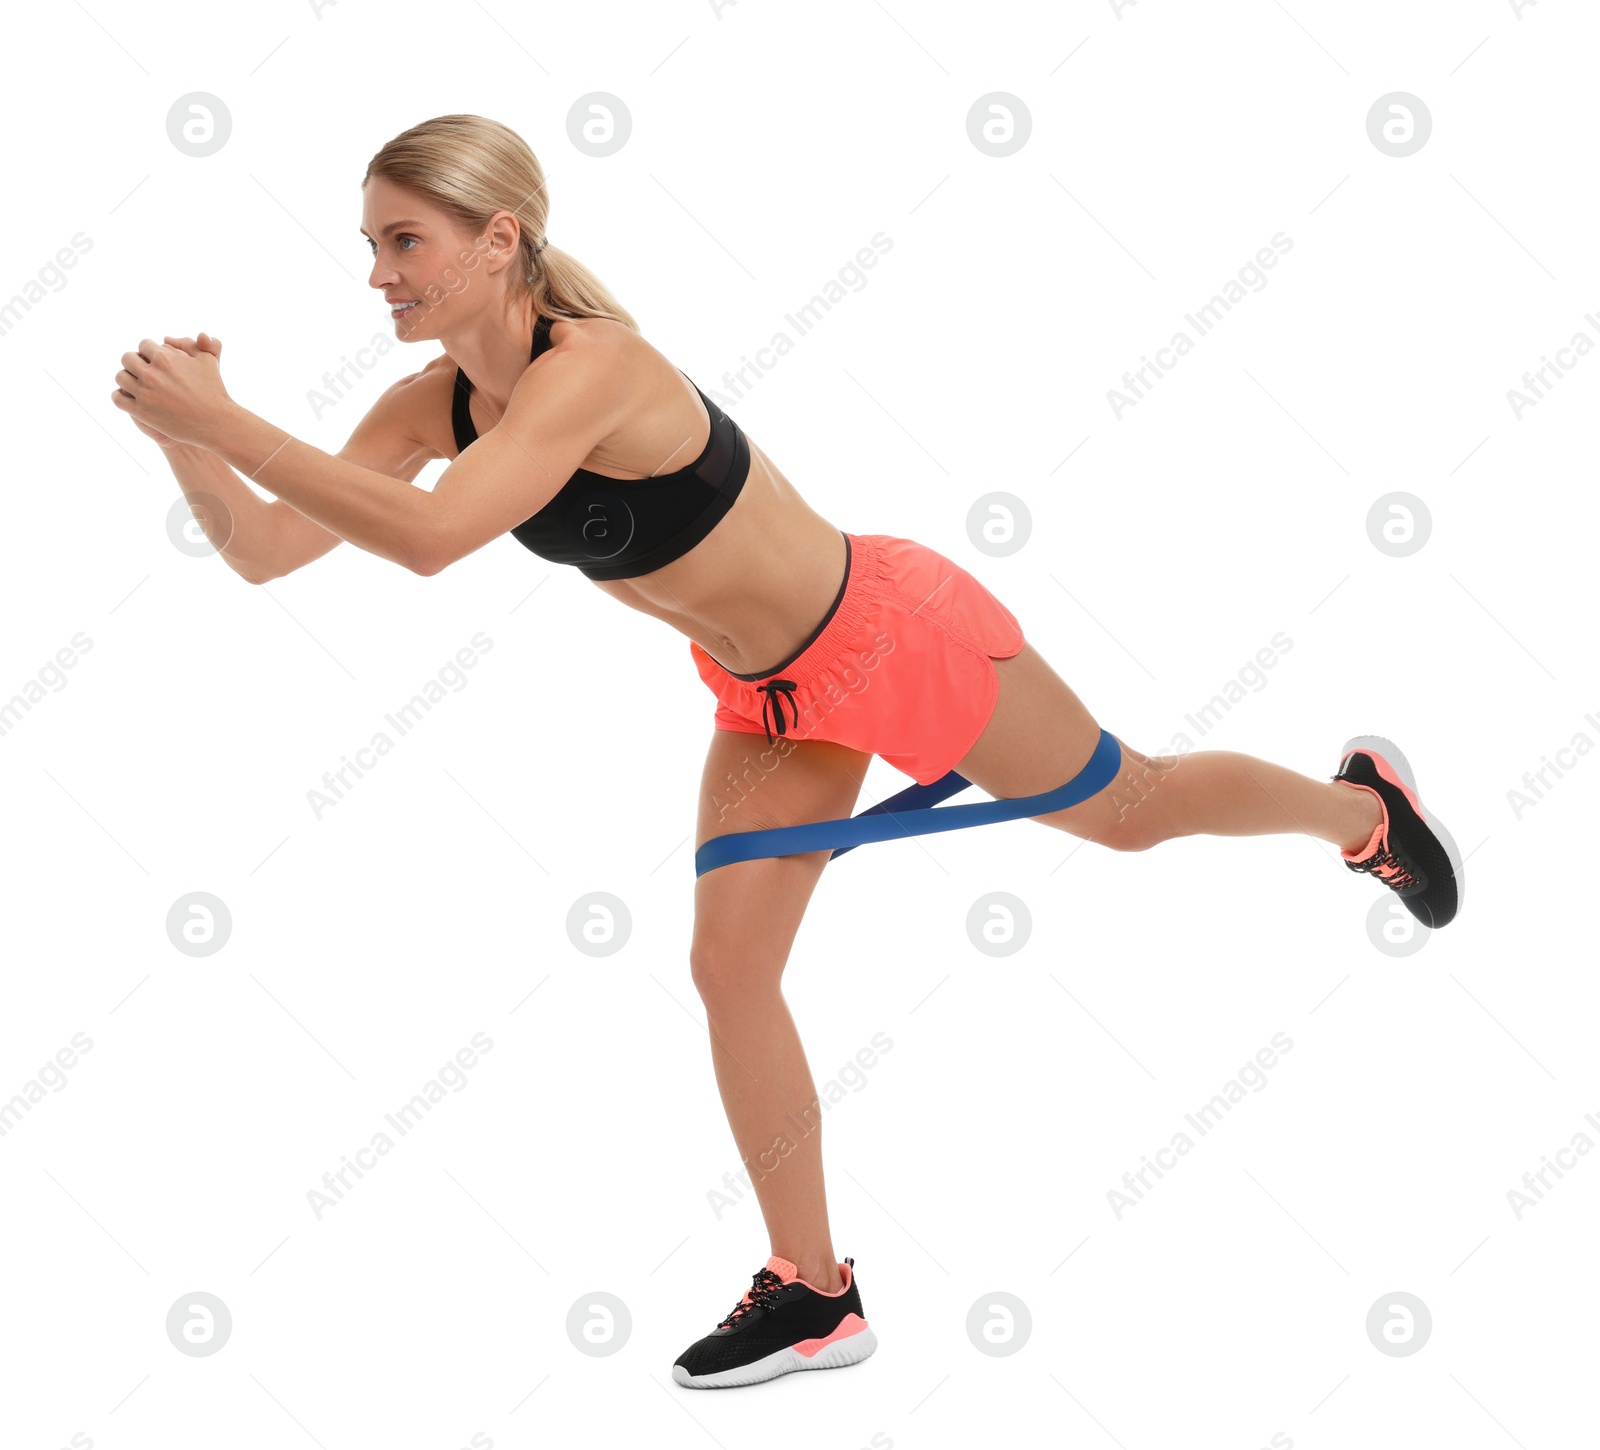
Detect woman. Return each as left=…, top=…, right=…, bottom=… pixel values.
left=112, top=113, right=1462, bottom=1390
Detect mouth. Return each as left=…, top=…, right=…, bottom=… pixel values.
left=389, top=300, right=421, bottom=318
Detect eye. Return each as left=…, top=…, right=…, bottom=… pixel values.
left=366, top=236, right=418, bottom=252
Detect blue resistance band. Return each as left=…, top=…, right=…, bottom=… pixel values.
left=694, top=725, right=1123, bottom=877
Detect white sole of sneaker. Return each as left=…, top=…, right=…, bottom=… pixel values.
left=1341, top=734, right=1465, bottom=922
left=672, top=1324, right=879, bottom=1389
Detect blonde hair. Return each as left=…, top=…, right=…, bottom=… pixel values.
left=362, top=113, right=639, bottom=331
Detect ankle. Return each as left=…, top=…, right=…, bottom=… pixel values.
left=1333, top=781, right=1385, bottom=856
left=793, top=1258, right=844, bottom=1292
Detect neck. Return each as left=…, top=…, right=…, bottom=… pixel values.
left=446, top=294, right=539, bottom=419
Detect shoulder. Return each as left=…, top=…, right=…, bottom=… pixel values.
left=335, top=362, right=448, bottom=473
left=412, top=348, right=464, bottom=390
left=516, top=314, right=641, bottom=416
left=541, top=313, right=641, bottom=371
left=385, top=351, right=460, bottom=406
left=545, top=313, right=635, bottom=343
left=384, top=354, right=465, bottom=458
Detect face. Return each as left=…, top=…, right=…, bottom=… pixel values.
left=361, top=175, right=518, bottom=334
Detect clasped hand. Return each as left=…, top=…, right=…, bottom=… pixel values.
left=112, top=333, right=232, bottom=448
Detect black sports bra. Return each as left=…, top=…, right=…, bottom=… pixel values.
left=451, top=313, right=750, bottom=581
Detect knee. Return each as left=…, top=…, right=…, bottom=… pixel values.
left=1100, top=825, right=1161, bottom=852
left=689, top=943, right=774, bottom=1005
left=1097, top=804, right=1167, bottom=852
left=1098, top=746, right=1181, bottom=851
left=1036, top=800, right=1166, bottom=852
left=688, top=946, right=730, bottom=1001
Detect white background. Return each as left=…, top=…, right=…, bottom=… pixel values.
left=1, top=1, right=1595, bottom=1447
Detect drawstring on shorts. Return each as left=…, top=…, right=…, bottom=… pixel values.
left=755, top=678, right=799, bottom=745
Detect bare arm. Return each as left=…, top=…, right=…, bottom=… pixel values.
left=160, top=380, right=434, bottom=583
left=161, top=441, right=290, bottom=584
left=246, top=372, right=439, bottom=582
left=197, top=331, right=626, bottom=576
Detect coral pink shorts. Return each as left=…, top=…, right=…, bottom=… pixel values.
left=689, top=531, right=1026, bottom=786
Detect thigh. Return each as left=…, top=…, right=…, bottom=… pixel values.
left=951, top=641, right=1172, bottom=844
left=691, top=729, right=872, bottom=992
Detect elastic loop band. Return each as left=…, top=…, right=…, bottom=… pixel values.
left=694, top=726, right=1122, bottom=877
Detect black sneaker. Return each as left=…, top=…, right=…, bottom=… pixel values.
left=1332, top=735, right=1462, bottom=929
left=671, top=1254, right=877, bottom=1389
